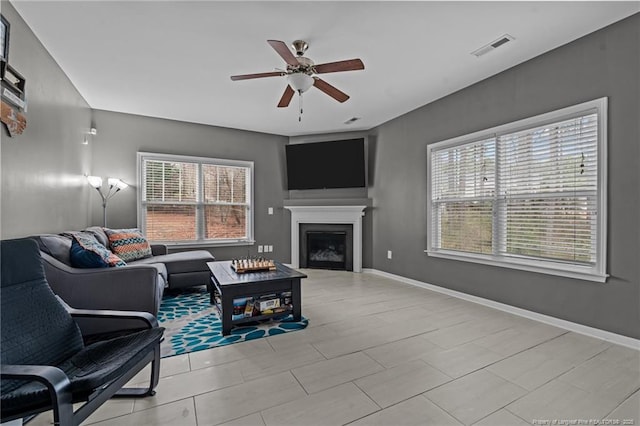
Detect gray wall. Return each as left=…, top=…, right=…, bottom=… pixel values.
left=90, top=110, right=290, bottom=261
left=0, top=1, right=92, bottom=239
left=368, top=14, right=639, bottom=339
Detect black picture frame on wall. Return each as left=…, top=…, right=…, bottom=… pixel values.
left=0, top=14, right=10, bottom=62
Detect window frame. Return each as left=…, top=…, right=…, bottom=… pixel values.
left=137, top=152, right=254, bottom=247
left=426, top=98, right=608, bottom=282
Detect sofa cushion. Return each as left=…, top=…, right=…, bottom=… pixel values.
left=130, top=250, right=214, bottom=274
left=146, top=262, right=168, bottom=285
left=32, top=234, right=73, bottom=266
left=70, top=233, right=126, bottom=268
left=104, top=228, right=152, bottom=262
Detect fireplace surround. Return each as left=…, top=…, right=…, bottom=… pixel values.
left=284, top=204, right=367, bottom=272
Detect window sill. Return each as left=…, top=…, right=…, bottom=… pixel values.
left=155, top=240, right=255, bottom=249
left=424, top=250, right=608, bottom=283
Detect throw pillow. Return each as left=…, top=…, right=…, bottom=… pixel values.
left=70, top=233, right=126, bottom=268
left=104, top=228, right=152, bottom=262
left=70, top=238, right=108, bottom=268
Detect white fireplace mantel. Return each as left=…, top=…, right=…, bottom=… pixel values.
left=284, top=205, right=367, bottom=272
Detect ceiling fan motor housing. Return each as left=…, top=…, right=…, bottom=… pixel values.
left=290, top=56, right=315, bottom=74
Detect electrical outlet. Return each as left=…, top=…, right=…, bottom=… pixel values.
left=268, top=245, right=273, bottom=252
left=268, top=207, right=274, bottom=215
left=387, top=250, right=392, bottom=260
left=257, top=245, right=263, bottom=253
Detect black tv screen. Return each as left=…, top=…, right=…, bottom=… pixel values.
left=286, top=138, right=366, bottom=190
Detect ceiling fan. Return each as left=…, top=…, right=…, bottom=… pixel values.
left=230, top=40, right=364, bottom=117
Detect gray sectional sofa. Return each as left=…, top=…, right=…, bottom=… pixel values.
left=32, top=227, right=214, bottom=334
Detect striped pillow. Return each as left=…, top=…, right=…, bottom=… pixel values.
left=104, top=228, right=152, bottom=262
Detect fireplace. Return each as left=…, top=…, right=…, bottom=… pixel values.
left=307, top=231, right=346, bottom=270
left=299, top=223, right=353, bottom=271
left=284, top=204, right=367, bottom=272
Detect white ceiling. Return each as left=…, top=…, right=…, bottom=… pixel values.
left=10, top=1, right=639, bottom=137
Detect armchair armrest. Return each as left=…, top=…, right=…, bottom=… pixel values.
left=1, top=365, right=73, bottom=423
left=1, top=364, right=71, bottom=393
left=57, top=296, right=159, bottom=329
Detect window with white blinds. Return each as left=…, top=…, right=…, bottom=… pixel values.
left=431, top=138, right=496, bottom=255
left=138, top=152, right=254, bottom=245
left=427, top=98, right=607, bottom=282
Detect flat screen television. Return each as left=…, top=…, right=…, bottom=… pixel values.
left=285, top=138, right=366, bottom=190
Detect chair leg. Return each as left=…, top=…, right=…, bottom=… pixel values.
left=114, top=344, right=161, bottom=398
left=114, top=387, right=155, bottom=397
left=149, top=344, right=161, bottom=393
left=52, top=396, right=75, bottom=426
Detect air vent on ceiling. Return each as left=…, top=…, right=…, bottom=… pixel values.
left=471, top=34, right=515, bottom=57
left=344, top=117, right=360, bottom=125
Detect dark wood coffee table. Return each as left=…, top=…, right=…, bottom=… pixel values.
left=207, top=261, right=306, bottom=335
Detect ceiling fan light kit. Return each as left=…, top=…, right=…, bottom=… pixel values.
left=288, top=73, right=313, bottom=93
left=230, top=39, right=364, bottom=121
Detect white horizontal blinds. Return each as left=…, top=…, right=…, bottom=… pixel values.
left=143, top=159, right=198, bottom=242
left=502, top=198, right=596, bottom=263
left=498, top=113, right=598, bottom=264
left=202, top=164, right=249, bottom=239
left=144, top=160, right=198, bottom=202
left=431, top=138, right=496, bottom=254
left=431, top=138, right=496, bottom=200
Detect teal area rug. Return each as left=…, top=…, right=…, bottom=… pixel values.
left=157, top=287, right=308, bottom=358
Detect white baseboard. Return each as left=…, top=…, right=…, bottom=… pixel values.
left=363, top=268, right=640, bottom=351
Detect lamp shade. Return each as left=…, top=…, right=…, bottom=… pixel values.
left=288, top=73, right=314, bottom=93
left=108, top=178, right=128, bottom=190
left=87, top=175, right=103, bottom=189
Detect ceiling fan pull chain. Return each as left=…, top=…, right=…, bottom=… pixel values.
left=298, top=92, right=303, bottom=122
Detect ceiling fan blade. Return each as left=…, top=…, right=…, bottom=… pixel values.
left=313, top=77, right=350, bottom=103
left=314, top=59, right=365, bottom=74
left=267, top=40, right=299, bottom=67
left=230, top=71, right=283, bottom=81
left=278, top=85, right=295, bottom=108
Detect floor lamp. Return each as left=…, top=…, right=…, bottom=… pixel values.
left=87, top=176, right=129, bottom=227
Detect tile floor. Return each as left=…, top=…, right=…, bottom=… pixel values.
left=31, top=269, right=639, bottom=425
